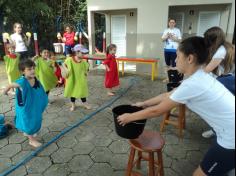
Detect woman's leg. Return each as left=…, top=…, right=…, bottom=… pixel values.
left=193, top=166, right=207, bottom=176
left=198, top=142, right=235, bottom=176
left=163, top=52, right=171, bottom=82
left=170, top=52, right=177, bottom=68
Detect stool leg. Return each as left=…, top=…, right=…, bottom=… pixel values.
left=126, top=147, right=136, bottom=176
left=157, top=151, right=164, bottom=176
left=181, top=105, right=186, bottom=129
left=148, top=152, right=155, bottom=176
left=160, top=112, right=170, bottom=133
left=178, top=105, right=186, bottom=138
left=136, top=151, right=142, bottom=169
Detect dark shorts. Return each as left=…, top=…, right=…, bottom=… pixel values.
left=18, top=51, right=29, bottom=61
left=164, top=51, right=177, bottom=67
left=65, top=45, right=74, bottom=55
left=200, top=142, right=235, bottom=176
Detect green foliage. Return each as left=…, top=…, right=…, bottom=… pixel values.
left=0, top=0, right=88, bottom=57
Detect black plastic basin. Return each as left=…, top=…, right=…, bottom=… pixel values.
left=167, top=82, right=181, bottom=92
left=167, top=70, right=184, bottom=83
left=112, top=105, right=146, bottom=139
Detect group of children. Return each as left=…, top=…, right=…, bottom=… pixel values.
left=2, top=23, right=120, bottom=147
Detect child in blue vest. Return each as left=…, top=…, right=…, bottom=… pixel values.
left=4, top=59, right=48, bottom=147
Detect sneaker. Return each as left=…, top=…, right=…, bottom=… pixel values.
left=202, top=130, right=215, bottom=138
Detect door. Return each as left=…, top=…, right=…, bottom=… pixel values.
left=111, top=15, right=126, bottom=57
left=169, top=12, right=185, bottom=33
left=197, top=11, right=221, bottom=36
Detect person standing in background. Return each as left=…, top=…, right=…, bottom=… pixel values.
left=10, top=23, right=31, bottom=60
left=161, top=18, right=182, bottom=82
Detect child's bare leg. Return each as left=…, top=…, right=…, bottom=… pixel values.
left=81, top=98, right=92, bottom=110
left=70, top=97, right=76, bottom=111
left=28, top=135, right=42, bottom=148
left=107, top=88, right=115, bottom=96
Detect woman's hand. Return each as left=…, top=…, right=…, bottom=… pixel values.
left=117, top=113, right=132, bottom=126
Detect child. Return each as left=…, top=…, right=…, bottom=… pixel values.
left=59, top=25, right=76, bottom=56
left=50, top=52, right=65, bottom=87
left=33, top=49, right=58, bottom=95
left=63, top=44, right=91, bottom=111
left=103, top=44, right=120, bottom=96
left=10, top=23, right=31, bottom=60
left=118, top=37, right=235, bottom=176
left=3, top=44, right=21, bottom=85
left=4, top=59, right=48, bottom=147
left=202, top=26, right=235, bottom=138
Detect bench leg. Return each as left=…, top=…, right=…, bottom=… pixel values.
left=155, top=62, right=158, bottom=79
left=152, top=63, right=155, bottom=81
left=122, top=61, right=125, bottom=76
left=117, top=61, right=120, bottom=76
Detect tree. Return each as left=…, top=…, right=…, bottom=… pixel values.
left=0, top=0, right=88, bottom=57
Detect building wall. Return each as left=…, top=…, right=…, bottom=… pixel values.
left=169, top=4, right=233, bottom=39
left=87, top=0, right=235, bottom=77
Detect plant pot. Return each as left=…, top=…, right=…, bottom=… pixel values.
left=112, top=105, right=146, bottom=139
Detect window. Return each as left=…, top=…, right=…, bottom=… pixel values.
left=197, top=11, right=221, bottom=37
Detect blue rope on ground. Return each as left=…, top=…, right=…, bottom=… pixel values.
left=0, top=77, right=139, bottom=176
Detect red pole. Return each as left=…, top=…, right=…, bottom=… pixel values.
left=33, top=33, right=39, bottom=56
left=79, top=32, right=82, bottom=45
left=2, top=34, right=8, bottom=55
left=103, top=32, right=106, bottom=53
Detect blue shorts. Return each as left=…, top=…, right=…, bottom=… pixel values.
left=200, top=142, right=235, bottom=176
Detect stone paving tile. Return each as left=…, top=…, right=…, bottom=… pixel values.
left=51, top=148, right=74, bottom=163
left=43, top=164, right=70, bottom=176
left=90, top=147, right=113, bottom=163
left=8, top=166, right=27, bottom=176
left=87, top=163, right=113, bottom=176
left=0, top=64, right=212, bottom=176
left=0, top=144, right=21, bottom=157
left=26, top=157, right=52, bottom=174
left=68, top=155, right=93, bottom=172
left=0, top=157, right=12, bottom=173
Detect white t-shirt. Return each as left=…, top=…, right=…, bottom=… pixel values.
left=212, top=45, right=227, bottom=75
left=10, top=33, right=28, bottom=52
left=170, top=69, right=235, bottom=149
left=162, top=28, right=182, bottom=51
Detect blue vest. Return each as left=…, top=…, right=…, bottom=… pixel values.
left=15, top=76, right=48, bottom=135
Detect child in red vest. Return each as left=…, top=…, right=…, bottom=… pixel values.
left=103, top=44, right=120, bottom=96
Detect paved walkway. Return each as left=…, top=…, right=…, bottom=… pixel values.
left=0, top=61, right=212, bottom=176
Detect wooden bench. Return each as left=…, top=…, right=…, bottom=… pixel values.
left=116, top=57, right=159, bottom=81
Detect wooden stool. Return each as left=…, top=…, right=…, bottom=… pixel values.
left=126, top=130, right=165, bottom=176
left=160, top=104, right=186, bottom=138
